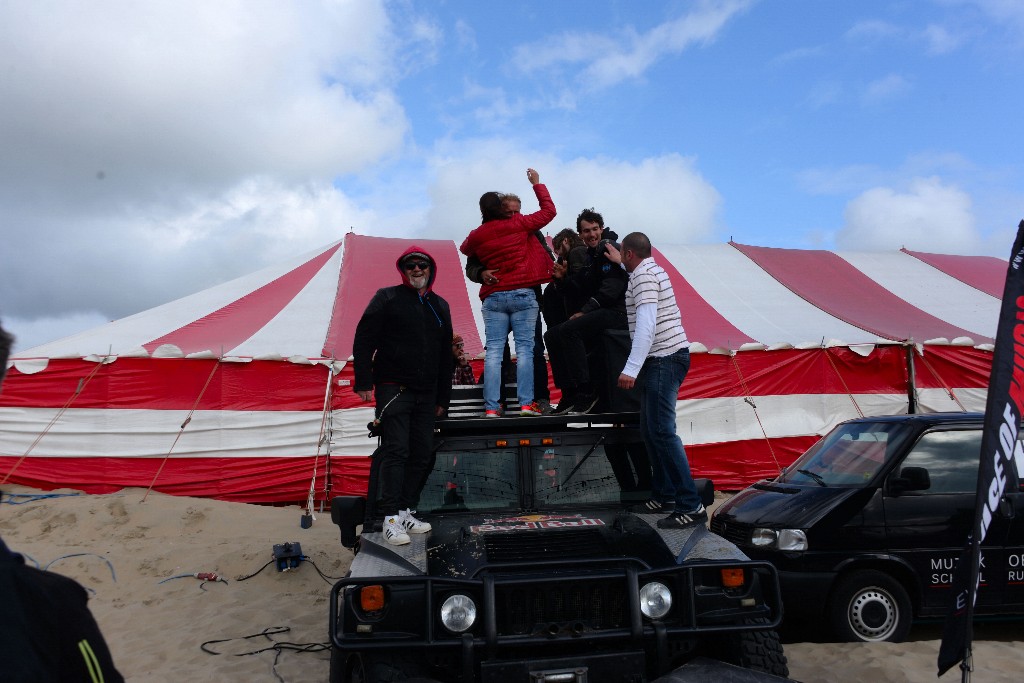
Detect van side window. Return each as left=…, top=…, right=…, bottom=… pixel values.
left=898, top=429, right=982, bottom=494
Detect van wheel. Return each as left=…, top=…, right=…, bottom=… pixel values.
left=828, top=570, right=912, bottom=642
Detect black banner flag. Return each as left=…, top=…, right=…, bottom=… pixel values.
left=937, top=219, right=1024, bottom=677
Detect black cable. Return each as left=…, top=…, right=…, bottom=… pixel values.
left=300, top=556, right=345, bottom=584
left=235, top=558, right=276, bottom=581
left=200, top=626, right=330, bottom=683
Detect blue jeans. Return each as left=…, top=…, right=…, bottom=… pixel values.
left=637, top=348, right=701, bottom=511
left=482, top=289, right=539, bottom=410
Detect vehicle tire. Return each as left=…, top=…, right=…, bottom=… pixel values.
left=706, top=618, right=790, bottom=678
left=339, top=652, right=422, bottom=683
left=828, top=569, right=912, bottom=643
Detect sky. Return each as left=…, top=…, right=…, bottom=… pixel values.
left=1, top=0, right=1022, bottom=353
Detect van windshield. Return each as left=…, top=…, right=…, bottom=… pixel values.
left=779, top=421, right=915, bottom=487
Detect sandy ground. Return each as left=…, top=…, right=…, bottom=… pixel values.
left=1, top=484, right=1021, bottom=682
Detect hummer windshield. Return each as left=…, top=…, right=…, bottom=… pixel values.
left=414, top=435, right=652, bottom=513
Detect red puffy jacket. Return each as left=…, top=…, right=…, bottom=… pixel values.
left=460, top=184, right=556, bottom=300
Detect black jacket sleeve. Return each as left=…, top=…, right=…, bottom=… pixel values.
left=352, top=288, right=390, bottom=392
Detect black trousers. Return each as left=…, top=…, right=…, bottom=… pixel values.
left=545, top=308, right=627, bottom=394
left=374, top=383, right=436, bottom=518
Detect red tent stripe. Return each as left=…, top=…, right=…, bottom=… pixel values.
left=901, top=248, right=1006, bottom=298
left=652, top=246, right=755, bottom=349
left=143, top=243, right=342, bottom=356
left=321, top=233, right=482, bottom=360
left=732, top=242, right=989, bottom=343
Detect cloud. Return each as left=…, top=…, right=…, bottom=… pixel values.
left=862, top=73, right=911, bottom=104
left=423, top=142, right=722, bottom=246
left=0, top=1, right=419, bottom=327
left=921, top=23, right=964, bottom=54
left=512, top=0, right=754, bottom=91
left=838, top=177, right=978, bottom=253
left=845, top=19, right=903, bottom=45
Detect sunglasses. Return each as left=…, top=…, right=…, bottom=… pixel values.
left=452, top=342, right=464, bottom=349
left=402, top=260, right=430, bottom=271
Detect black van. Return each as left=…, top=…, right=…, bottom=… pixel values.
left=710, top=413, right=1024, bottom=642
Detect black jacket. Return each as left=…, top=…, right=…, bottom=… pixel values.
left=0, top=536, right=125, bottom=682
left=559, top=239, right=627, bottom=315
left=352, top=246, right=454, bottom=407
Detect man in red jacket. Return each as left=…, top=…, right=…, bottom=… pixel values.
left=460, top=168, right=556, bottom=418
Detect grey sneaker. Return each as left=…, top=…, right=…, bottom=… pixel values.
left=656, top=504, right=708, bottom=529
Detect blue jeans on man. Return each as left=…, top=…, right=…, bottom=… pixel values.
left=637, top=347, right=701, bottom=512
left=482, top=289, right=539, bottom=411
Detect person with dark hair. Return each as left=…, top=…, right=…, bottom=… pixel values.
left=607, top=233, right=704, bottom=529
left=461, top=168, right=556, bottom=418
left=544, top=207, right=628, bottom=414
left=465, top=192, right=556, bottom=413
left=0, top=321, right=126, bottom=682
left=353, top=248, right=454, bottom=546
left=542, top=228, right=586, bottom=329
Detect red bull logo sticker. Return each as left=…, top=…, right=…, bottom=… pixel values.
left=470, top=513, right=605, bottom=533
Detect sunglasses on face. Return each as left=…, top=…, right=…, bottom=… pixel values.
left=402, top=260, right=430, bottom=271
left=452, top=342, right=464, bottom=349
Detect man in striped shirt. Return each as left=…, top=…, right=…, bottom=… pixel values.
left=608, top=233, right=706, bottom=529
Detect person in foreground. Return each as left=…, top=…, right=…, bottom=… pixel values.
left=460, top=168, right=556, bottom=418
left=0, top=321, right=126, bottom=682
left=352, top=248, right=454, bottom=546
left=607, top=233, right=705, bottom=529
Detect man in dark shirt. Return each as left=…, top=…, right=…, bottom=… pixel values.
left=545, top=208, right=628, bottom=414
left=0, top=321, right=125, bottom=682
left=353, top=248, right=454, bottom=545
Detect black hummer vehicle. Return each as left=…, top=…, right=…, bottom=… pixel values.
left=711, top=412, right=1024, bottom=643
left=329, top=406, right=789, bottom=682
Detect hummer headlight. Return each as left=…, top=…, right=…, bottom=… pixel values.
left=639, top=581, right=672, bottom=619
left=440, top=594, right=477, bottom=632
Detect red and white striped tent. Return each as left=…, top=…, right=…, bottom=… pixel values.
left=0, top=232, right=1000, bottom=503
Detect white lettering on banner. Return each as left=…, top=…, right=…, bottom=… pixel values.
left=1009, top=553, right=1024, bottom=568
left=1009, top=569, right=1024, bottom=583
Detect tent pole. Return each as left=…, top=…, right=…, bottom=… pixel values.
left=906, top=343, right=918, bottom=414
left=305, top=363, right=335, bottom=520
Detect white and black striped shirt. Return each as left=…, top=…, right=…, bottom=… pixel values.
left=623, top=257, right=689, bottom=376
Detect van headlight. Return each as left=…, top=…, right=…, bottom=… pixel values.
left=751, top=527, right=808, bottom=552
left=440, top=594, right=477, bottom=632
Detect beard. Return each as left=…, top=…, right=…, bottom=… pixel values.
left=408, top=272, right=428, bottom=290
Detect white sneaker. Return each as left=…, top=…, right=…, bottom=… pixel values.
left=400, top=508, right=432, bottom=534
left=383, top=515, right=411, bottom=545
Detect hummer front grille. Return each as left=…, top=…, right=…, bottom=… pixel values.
left=495, top=577, right=629, bottom=635
left=484, top=528, right=608, bottom=563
